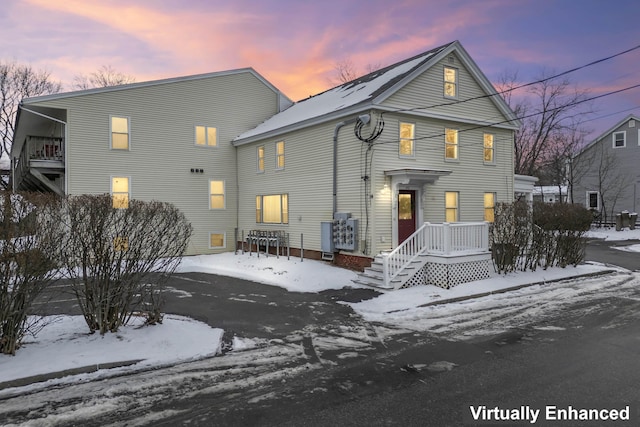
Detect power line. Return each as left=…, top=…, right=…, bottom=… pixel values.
left=381, top=44, right=640, bottom=116
left=371, top=82, right=640, bottom=146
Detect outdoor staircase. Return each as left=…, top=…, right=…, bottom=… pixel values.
left=353, top=252, right=428, bottom=290
left=353, top=222, right=491, bottom=291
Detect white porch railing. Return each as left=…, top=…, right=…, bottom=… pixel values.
left=382, top=222, right=489, bottom=288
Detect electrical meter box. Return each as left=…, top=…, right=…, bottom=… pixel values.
left=332, top=213, right=358, bottom=251
left=320, top=221, right=335, bottom=253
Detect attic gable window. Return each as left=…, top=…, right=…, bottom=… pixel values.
left=613, top=131, right=626, bottom=148
left=444, top=67, right=457, bottom=98
left=195, top=125, right=217, bottom=147
left=111, top=116, right=129, bottom=150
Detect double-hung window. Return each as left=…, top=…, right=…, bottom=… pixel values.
left=587, top=191, right=600, bottom=211
left=445, top=191, right=459, bottom=222
left=111, top=116, right=129, bottom=150
left=111, top=176, right=130, bottom=208
left=256, top=194, right=288, bottom=224
left=613, top=131, right=625, bottom=148
left=484, top=192, right=496, bottom=222
left=257, top=146, right=265, bottom=172
left=209, top=180, right=225, bottom=209
left=196, top=125, right=217, bottom=147
left=276, top=141, right=285, bottom=170
left=483, top=133, right=494, bottom=163
left=445, top=128, right=458, bottom=160
left=444, top=67, right=457, bottom=98
left=399, top=122, right=415, bottom=157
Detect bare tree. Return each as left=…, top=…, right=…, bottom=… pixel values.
left=0, top=192, right=62, bottom=355
left=0, top=61, right=62, bottom=168
left=72, top=65, right=136, bottom=90
left=50, top=195, right=192, bottom=334
left=575, top=142, right=632, bottom=224
left=331, top=57, right=384, bottom=85
left=497, top=70, right=594, bottom=177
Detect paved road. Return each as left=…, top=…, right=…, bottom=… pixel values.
left=5, top=238, right=639, bottom=425
left=585, top=238, right=640, bottom=271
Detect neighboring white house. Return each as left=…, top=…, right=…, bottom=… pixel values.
left=572, top=114, right=640, bottom=220
left=12, top=40, right=521, bottom=289
left=533, top=185, right=567, bottom=204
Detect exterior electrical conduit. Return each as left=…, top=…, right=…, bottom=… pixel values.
left=332, top=114, right=370, bottom=216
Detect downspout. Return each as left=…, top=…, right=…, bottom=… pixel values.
left=333, top=114, right=370, bottom=216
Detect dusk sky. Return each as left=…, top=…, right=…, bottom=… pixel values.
left=2, top=0, right=639, bottom=141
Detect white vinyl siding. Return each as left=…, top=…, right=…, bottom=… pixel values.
left=31, top=71, right=281, bottom=255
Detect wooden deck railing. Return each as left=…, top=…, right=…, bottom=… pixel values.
left=382, top=222, right=489, bottom=288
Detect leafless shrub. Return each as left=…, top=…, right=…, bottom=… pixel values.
left=0, top=192, right=61, bottom=355
left=491, top=200, right=591, bottom=274
left=49, top=194, right=192, bottom=334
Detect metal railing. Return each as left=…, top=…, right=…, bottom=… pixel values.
left=382, top=222, right=489, bottom=288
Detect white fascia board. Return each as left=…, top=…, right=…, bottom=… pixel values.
left=232, top=104, right=373, bottom=146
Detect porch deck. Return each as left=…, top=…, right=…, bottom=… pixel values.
left=356, top=222, right=491, bottom=290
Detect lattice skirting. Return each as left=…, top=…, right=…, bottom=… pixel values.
left=401, top=254, right=490, bottom=289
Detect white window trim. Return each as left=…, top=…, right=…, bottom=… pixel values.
left=275, top=141, right=285, bottom=170
left=399, top=122, right=416, bottom=158
left=256, top=193, right=289, bottom=224
left=195, top=125, right=218, bottom=148
left=209, top=232, right=226, bottom=249
left=612, top=131, right=626, bottom=148
left=257, top=145, right=265, bottom=173
left=110, top=115, right=130, bottom=150
left=445, top=191, right=459, bottom=222
left=444, top=128, right=459, bottom=161
left=443, top=66, right=458, bottom=99
left=110, top=175, right=131, bottom=208
left=209, top=180, right=226, bottom=210
left=586, top=190, right=600, bottom=210
left=483, top=133, right=495, bottom=164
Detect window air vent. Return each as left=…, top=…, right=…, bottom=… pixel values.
left=629, top=120, right=635, bottom=128
left=448, top=56, right=455, bottom=64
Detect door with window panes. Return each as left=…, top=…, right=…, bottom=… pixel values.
left=398, top=190, right=417, bottom=244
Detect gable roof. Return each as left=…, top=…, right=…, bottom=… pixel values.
left=578, top=114, right=640, bottom=154
left=21, top=68, right=293, bottom=110
left=233, top=40, right=519, bottom=145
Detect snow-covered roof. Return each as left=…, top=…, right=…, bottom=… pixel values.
left=533, top=185, right=567, bottom=196
left=233, top=41, right=457, bottom=144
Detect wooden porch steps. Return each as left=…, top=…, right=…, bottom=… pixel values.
left=353, top=253, right=426, bottom=290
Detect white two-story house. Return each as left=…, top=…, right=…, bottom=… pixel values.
left=12, top=40, right=520, bottom=289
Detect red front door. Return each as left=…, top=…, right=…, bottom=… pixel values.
left=398, top=190, right=416, bottom=244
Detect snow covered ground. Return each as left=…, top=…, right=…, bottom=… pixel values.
left=1, top=227, right=638, bottom=393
